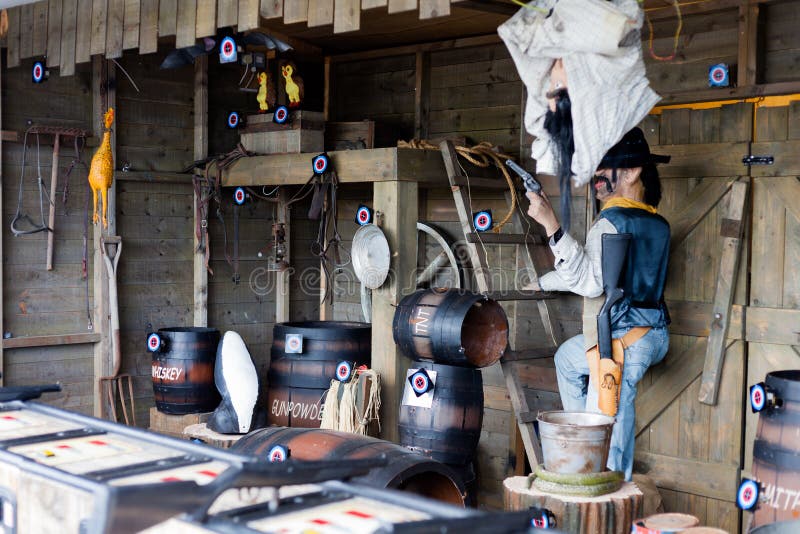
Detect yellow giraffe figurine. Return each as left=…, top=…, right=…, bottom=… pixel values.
left=89, top=108, right=115, bottom=228
left=281, top=62, right=304, bottom=108
left=257, top=72, right=270, bottom=112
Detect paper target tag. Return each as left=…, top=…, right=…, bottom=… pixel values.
left=355, top=205, right=373, bottom=226
left=233, top=187, right=247, bottom=205
left=749, top=382, right=768, bottom=413
left=32, top=62, right=46, bottom=84
left=146, top=333, right=162, bottom=353
left=709, top=63, right=729, bottom=87
left=285, top=333, right=303, bottom=354
left=335, top=361, right=353, bottom=382
left=401, top=368, right=437, bottom=408
left=226, top=111, right=241, bottom=129
left=219, top=37, right=238, bottom=64
left=273, top=106, right=289, bottom=124
left=267, top=445, right=289, bottom=463
left=312, top=153, right=330, bottom=174
left=473, top=210, right=492, bottom=232
left=736, top=478, right=760, bottom=511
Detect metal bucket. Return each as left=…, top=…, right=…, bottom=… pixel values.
left=538, top=411, right=615, bottom=473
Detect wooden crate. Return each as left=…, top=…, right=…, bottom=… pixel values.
left=148, top=407, right=211, bottom=439
left=240, top=111, right=324, bottom=154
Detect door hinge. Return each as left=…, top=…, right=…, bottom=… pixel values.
left=742, top=155, right=774, bottom=166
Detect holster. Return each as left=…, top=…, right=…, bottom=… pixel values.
left=586, top=326, right=649, bottom=417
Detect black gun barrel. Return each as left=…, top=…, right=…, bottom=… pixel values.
left=597, top=233, right=632, bottom=360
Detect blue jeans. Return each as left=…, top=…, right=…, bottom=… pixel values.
left=553, top=327, right=669, bottom=480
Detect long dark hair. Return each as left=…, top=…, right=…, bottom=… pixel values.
left=641, top=163, right=662, bottom=207
left=543, top=90, right=574, bottom=231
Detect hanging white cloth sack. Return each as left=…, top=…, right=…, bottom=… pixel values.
left=498, top=0, right=661, bottom=187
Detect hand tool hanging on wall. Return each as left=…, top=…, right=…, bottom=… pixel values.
left=98, top=236, right=136, bottom=426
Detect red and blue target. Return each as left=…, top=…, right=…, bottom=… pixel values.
left=355, top=205, right=373, bottom=226
left=219, top=36, right=237, bottom=64
left=273, top=106, right=289, bottom=124
left=146, top=333, right=162, bottom=353
left=709, top=63, right=729, bottom=87
left=532, top=515, right=551, bottom=529
left=227, top=111, right=240, bottom=129
left=736, top=478, right=760, bottom=511
left=473, top=210, right=493, bottom=232
left=750, top=382, right=767, bottom=413
left=32, top=62, right=46, bottom=84
left=285, top=333, right=303, bottom=354
left=267, top=445, right=289, bottom=463
left=409, top=369, right=433, bottom=397
left=312, top=153, right=330, bottom=175
left=233, top=187, right=246, bottom=205
left=335, top=361, right=353, bottom=382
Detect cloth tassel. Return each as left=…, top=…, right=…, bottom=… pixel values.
left=319, top=380, right=340, bottom=430
left=338, top=381, right=357, bottom=434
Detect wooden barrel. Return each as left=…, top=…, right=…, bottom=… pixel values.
left=751, top=370, right=800, bottom=528
left=398, top=361, right=483, bottom=465
left=267, top=321, right=370, bottom=427
left=751, top=520, right=800, bottom=533
left=150, top=327, right=221, bottom=415
left=231, top=427, right=465, bottom=506
left=392, top=288, right=508, bottom=367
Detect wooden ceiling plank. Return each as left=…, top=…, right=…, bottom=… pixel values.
left=60, top=0, right=79, bottom=76
left=90, top=0, right=107, bottom=56
left=19, top=3, right=34, bottom=60
left=309, top=0, right=334, bottom=27
left=123, top=0, right=141, bottom=50
left=362, top=0, right=388, bottom=8
left=75, top=0, right=93, bottom=63
left=217, top=0, right=239, bottom=28
left=48, top=0, right=64, bottom=66
left=32, top=1, right=49, bottom=57
left=176, top=0, right=198, bottom=48
left=197, top=0, right=217, bottom=37
left=388, top=0, right=417, bottom=13
left=7, top=7, right=21, bottom=69
left=260, top=0, right=283, bottom=18
left=106, top=0, right=125, bottom=59
left=283, top=0, right=309, bottom=24
left=159, top=0, right=179, bottom=37
left=333, top=0, right=359, bottom=33
left=420, top=0, right=449, bottom=19
left=238, top=0, right=261, bottom=31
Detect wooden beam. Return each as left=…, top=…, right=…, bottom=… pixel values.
left=6, top=7, right=20, bottom=69
left=197, top=0, right=218, bottom=37
left=106, top=0, right=125, bottom=59
left=238, top=0, right=261, bottom=31
left=388, top=0, right=417, bottom=13
left=633, top=451, right=739, bottom=502
left=414, top=51, right=430, bottom=140
left=659, top=81, right=800, bottom=106
left=698, top=180, right=749, bottom=405
left=60, top=0, right=79, bottom=77
left=284, top=0, right=309, bottom=24
left=90, top=0, right=107, bottom=56
left=324, top=56, right=332, bottom=121
left=139, top=0, right=159, bottom=54
left=746, top=307, right=800, bottom=346
left=372, top=180, right=418, bottom=443
left=275, top=189, right=290, bottom=323
left=666, top=300, right=744, bottom=339
left=260, top=0, right=283, bottom=18
left=333, top=0, right=360, bottom=33
left=737, top=3, right=760, bottom=87
left=123, top=0, right=142, bottom=50
left=176, top=0, right=198, bottom=48
left=3, top=333, right=101, bottom=350
left=194, top=56, right=209, bottom=328
left=218, top=0, right=238, bottom=27
left=330, top=33, right=500, bottom=63
left=159, top=0, right=178, bottom=37
left=76, top=0, right=94, bottom=63
left=31, top=1, right=48, bottom=57
left=309, top=0, right=334, bottom=27
left=47, top=0, right=63, bottom=67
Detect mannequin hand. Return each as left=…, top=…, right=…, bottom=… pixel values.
left=526, top=191, right=560, bottom=237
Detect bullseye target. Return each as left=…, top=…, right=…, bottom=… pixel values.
left=312, top=153, right=330, bottom=175
left=355, top=205, right=373, bottom=226
left=227, top=111, right=240, bottom=129
left=219, top=37, right=237, bottom=64
left=532, top=515, right=550, bottom=529
left=750, top=382, right=767, bottom=413
left=409, top=369, right=433, bottom=397
left=32, top=61, right=46, bottom=84
left=267, top=445, right=288, bottom=463
left=285, top=333, right=303, bottom=354
left=473, top=210, right=493, bottom=232
left=736, top=478, right=760, bottom=511
left=709, top=63, right=729, bottom=87
left=233, top=187, right=246, bottom=205
left=335, top=361, right=353, bottom=382
left=273, top=106, right=289, bottom=124
left=146, top=333, right=162, bottom=353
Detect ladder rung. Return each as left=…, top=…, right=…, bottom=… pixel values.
left=517, top=411, right=538, bottom=424
left=483, top=290, right=555, bottom=301
left=449, top=175, right=511, bottom=189
left=466, top=233, right=540, bottom=245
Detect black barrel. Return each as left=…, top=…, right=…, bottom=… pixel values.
left=392, top=288, right=508, bottom=367
left=151, top=327, right=221, bottom=415
left=268, top=321, right=371, bottom=428
left=399, top=361, right=484, bottom=465
left=232, top=426, right=465, bottom=506
left=751, top=370, right=800, bottom=528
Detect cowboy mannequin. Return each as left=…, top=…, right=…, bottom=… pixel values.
left=526, top=127, right=671, bottom=480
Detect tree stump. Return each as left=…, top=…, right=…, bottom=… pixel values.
left=184, top=422, right=245, bottom=449
left=504, top=476, right=643, bottom=534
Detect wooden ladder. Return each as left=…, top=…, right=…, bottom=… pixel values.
left=439, top=140, right=562, bottom=467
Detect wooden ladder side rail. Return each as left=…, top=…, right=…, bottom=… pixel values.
left=439, top=140, right=560, bottom=468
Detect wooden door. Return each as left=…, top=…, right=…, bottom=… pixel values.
left=744, top=102, right=800, bottom=527
left=633, top=103, right=752, bottom=532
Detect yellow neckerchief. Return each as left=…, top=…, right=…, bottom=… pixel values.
left=601, top=197, right=657, bottom=214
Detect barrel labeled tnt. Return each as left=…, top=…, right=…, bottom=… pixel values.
left=392, top=288, right=508, bottom=367
left=150, top=327, right=221, bottom=415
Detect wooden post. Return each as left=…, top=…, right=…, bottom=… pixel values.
left=372, top=181, right=418, bottom=443
left=323, top=56, right=331, bottom=122
left=276, top=189, right=291, bottom=323
left=414, top=51, right=430, bottom=140
left=193, top=55, right=209, bottom=327
left=93, top=57, right=116, bottom=418
left=737, top=3, right=760, bottom=88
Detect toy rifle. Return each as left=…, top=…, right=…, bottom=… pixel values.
left=0, top=383, right=61, bottom=402
left=596, top=233, right=632, bottom=417
left=505, top=159, right=542, bottom=194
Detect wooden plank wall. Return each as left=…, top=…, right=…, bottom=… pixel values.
left=762, top=0, right=800, bottom=83
left=115, top=49, right=195, bottom=426
left=1, top=57, right=95, bottom=415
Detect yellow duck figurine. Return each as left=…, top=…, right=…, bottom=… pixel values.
left=89, top=108, right=114, bottom=228
left=281, top=63, right=304, bottom=108
left=257, top=72, right=270, bottom=112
